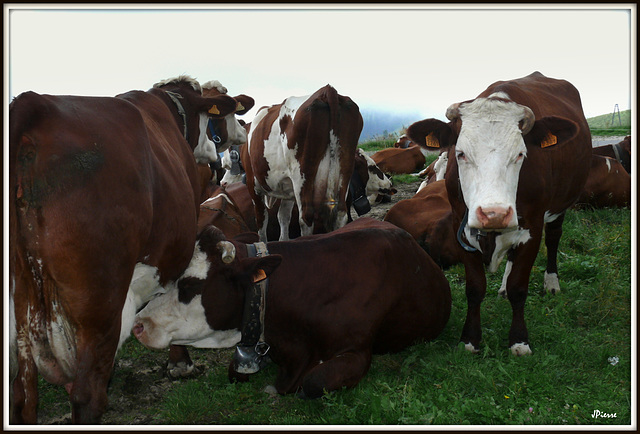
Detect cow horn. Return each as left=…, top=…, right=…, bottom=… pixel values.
left=520, top=106, right=536, bottom=134
left=217, top=241, right=236, bottom=264
left=445, top=103, right=461, bottom=121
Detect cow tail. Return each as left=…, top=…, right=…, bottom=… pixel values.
left=325, top=84, right=340, bottom=131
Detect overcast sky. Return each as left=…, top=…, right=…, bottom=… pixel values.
left=5, top=4, right=635, bottom=121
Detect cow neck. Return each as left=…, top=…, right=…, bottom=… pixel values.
left=457, top=208, right=479, bottom=253
left=164, top=90, right=188, bottom=141
left=231, top=241, right=270, bottom=375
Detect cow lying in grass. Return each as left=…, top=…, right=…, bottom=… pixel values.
left=133, top=218, right=451, bottom=398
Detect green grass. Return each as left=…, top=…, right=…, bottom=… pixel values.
left=587, top=110, right=631, bottom=130
left=34, top=207, right=632, bottom=426
left=358, top=139, right=397, bottom=152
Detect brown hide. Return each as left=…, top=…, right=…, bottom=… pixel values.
left=575, top=155, right=631, bottom=208
left=9, top=77, right=237, bottom=424
left=371, top=146, right=426, bottom=175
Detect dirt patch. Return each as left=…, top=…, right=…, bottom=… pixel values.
left=36, top=179, right=423, bottom=425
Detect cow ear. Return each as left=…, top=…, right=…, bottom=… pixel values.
left=202, top=93, right=237, bottom=118
left=233, top=95, right=255, bottom=115
left=406, top=119, right=454, bottom=150
left=524, top=116, right=579, bottom=149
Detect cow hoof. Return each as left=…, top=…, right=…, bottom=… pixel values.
left=264, top=385, right=279, bottom=398
left=498, top=287, right=507, bottom=299
left=510, top=342, right=532, bottom=356
left=544, top=272, right=560, bottom=295
left=462, top=342, right=480, bottom=354
left=166, top=361, right=194, bottom=378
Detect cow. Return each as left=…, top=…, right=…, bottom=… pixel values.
left=166, top=182, right=259, bottom=378
left=574, top=154, right=631, bottom=208
left=384, top=180, right=462, bottom=269
left=132, top=218, right=451, bottom=398
left=371, top=145, right=426, bottom=175
left=406, top=71, right=592, bottom=356
left=592, top=135, right=631, bottom=174
left=417, top=151, right=448, bottom=192
left=243, top=85, right=363, bottom=241
left=394, top=134, right=416, bottom=149
left=9, top=75, right=238, bottom=424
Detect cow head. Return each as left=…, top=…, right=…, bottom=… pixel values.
left=133, top=226, right=281, bottom=350
left=201, top=80, right=255, bottom=153
left=354, top=149, right=395, bottom=203
left=407, top=95, right=579, bottom=230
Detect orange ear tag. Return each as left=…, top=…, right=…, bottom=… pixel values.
left=209, top=105, right=220, bottom=115
left=253, top=269, right=267, bottom=283
left=425, top=132, right=440, bottom=148
left=541, top=132, right=558, bottom=148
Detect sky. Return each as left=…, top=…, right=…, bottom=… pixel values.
left=4, top=4, right=635, bottom=122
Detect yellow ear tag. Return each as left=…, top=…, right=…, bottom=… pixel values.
left=541, top=132, right=558, bottom=148
left=253, top=269, right=267, bottom=283
left=209, top=105, right=220, bottom=115
left=236, top=102, right=245, bottom=112
left=425, top=132, right=440, bottom=148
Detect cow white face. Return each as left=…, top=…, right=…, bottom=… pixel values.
left=132, top=242, right=241, bottom=350
left=194, top=113, right=221, bottom=164
left=454, top=97, right=530, bottom=230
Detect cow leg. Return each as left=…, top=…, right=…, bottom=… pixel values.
left=299, top=351, right=373, bottom=399
left=68, top=332, right=117, bottom=424
left=254, top=196, right=269, bottom=241
left=11, top=342, right=38, bottom=424
left=498, top=249, right=516, bottom=298
left=277, top=199, right=295, bottom=241
left=460, top=255, right=487, bottom=353
left=543, top=213, right=565, bottom=294
left=505, top=231, right=543, bottom=356
left=166, top=345, right=194, bottom=378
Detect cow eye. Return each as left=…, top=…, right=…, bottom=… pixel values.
left=516, top=152, right=525, bottom=162
left=456, top=151, right=466, bottom=161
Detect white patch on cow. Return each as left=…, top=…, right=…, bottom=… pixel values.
left=488, top=91, right=511, bottom=100
left=222, top=115, right=248, bottom=150
left=605, top=158, right=612, bottom=172
left=182, top=242, right=211, bottom=280
left=510, top=342, right=532, bottom=356
left=46, top=300, right=77, bottom=379
left=202, top=193, right=233, bottom=208
left=433, top=152, right=448, bottom=181
left=544, top=271, right=560, bottom=294
left=464, top=342, right=479, bottom=353
left=498, top=260, right=512, bottom=298
left=456, top=97, right=530, bottom=229
left=119, top=263, right=162, bottom=349
left=134, top=282, right=241, bottom=350
left=201, top=79, right=227, bottom=94
left=194, top=113, right=220, bottom=164
left=487, top=228, right=532, bottom=273
left=544, top=211, right=562, bottom=224
left=358, top=149, right=392, bottom=203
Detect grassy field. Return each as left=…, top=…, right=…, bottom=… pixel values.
left=587, top=110, right=631, bottom=136
left=35, top=203, right=633, bottom=426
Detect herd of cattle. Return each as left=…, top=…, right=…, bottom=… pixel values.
left=9, top=71, right=631, bottom=423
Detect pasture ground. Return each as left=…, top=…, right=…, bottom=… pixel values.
left=33, top=175, right=633, bottom=427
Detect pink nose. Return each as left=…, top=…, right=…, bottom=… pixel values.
left=132, top=323, right=144, bottom=339
left=476, top=206, right=514, bottom=229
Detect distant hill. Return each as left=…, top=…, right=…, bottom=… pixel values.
left=359, top=108, right=423, bottom=142
left=587, top=110, right=631, bottom=129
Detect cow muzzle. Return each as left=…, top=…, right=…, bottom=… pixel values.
left=475, top=205, right=515, bottom=230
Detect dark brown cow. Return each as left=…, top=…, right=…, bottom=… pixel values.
left=244, top=85, right=363, bottom=240
left=371, top=145, right=426, bottom=175
left=575, top=155, right=631, bottom=208
left=384, top=180, right=462, bottom=269
left=132, top=218, right=451, bottom=398
left=9, top=76, right=237, bottom=424
left=592, top=135, right=631, bottom=174
left=407, top=72, right=592, bottom=355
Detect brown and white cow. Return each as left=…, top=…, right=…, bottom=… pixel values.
left=407, top=72, right=592, bottom=356
left=244, top=85, right=363, bottom=241
left=133, top=218, right=451, bottom=398
left=592, top=135, right=631, bottom=174
left=384, top=180, right=462, bottom=269
left=9, top=75, right=237, bottom=424
left=371, top=144, right=426, bottom=175
left=575, top=154, right=631, bottom=208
